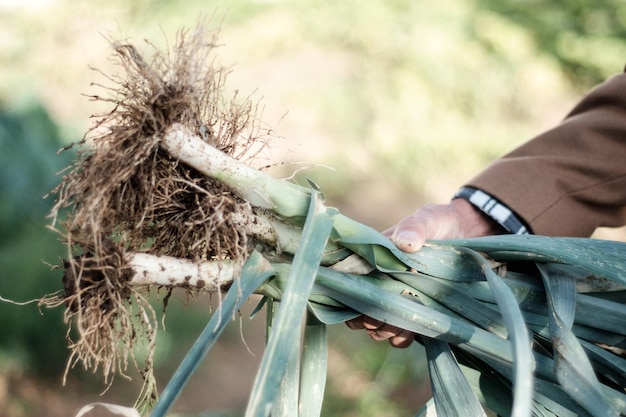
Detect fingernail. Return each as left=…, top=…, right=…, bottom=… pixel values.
left=396, top=231, right=418, bottom=246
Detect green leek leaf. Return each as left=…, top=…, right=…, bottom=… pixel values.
left=245, top=190, right=333, bottom=417
left=150, top=251, right=275, bottom=417
left=424, top=338, right=487, bottom=417
left=538, top=264, right=619, bottom=417
left=299, top=313, right=328, bottom=417
left=441, top=236, right=626, bottom=285
left=272, top=318, right=301, bottom=417
left=459, top=247, right=534, bottom=417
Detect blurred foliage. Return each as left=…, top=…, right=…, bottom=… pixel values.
left=290, top=0, right=540, bottom=195
left=0, top=103, right=71, bottom=375
left=0, top=0, right=624, bottom=416
left=474, top=0, right=626, bottom=86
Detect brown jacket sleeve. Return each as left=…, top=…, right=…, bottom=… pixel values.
left=466, top=71, right=626, bottom=237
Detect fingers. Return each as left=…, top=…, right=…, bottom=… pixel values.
left=362, top=316, right=384, bottom=330
left=347, top=201, right=496, bottom=348
left=384, top=226, right=426, bottom=253
left=367, top=324, right=415, bottom=348
left=389, top=330, right=415, bottom=348
left=384, top=203, right=460, bottom=252
left=384, top=200, right=495, bottom=252
left=345, top=316, right=365, bottom=330
left=345, top=316, right=415, bottom=349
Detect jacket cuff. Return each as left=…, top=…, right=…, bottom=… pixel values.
left=453, top=187, right=531, bottom=235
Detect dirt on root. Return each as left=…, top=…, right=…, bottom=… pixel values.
left=45, top=20, right=278, bottom=409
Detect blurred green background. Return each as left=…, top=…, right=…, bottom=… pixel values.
left=1, top=0, right=625, bottom=416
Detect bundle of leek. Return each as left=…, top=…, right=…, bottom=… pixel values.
left=48, top=24, right=626, bottom=417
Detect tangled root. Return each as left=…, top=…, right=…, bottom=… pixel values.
left=47, top=21, right=275, bottom=407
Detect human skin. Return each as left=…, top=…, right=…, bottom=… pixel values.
left=354, top=72, right=626, bottom=347
left=345, top=198, right=505, bottom=348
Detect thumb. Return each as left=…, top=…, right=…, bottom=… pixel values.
left=385, top=203, right=464, bottom=252
left=393, top=229, right=427, bottom=252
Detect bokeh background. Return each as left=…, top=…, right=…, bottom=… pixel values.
left=1, top=1, right=626, bottom=416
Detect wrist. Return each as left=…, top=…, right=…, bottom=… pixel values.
left=450, top=198, right=507, bottom=238
left=453, top=187, right=531, bottom=235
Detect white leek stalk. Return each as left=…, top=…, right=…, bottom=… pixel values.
left=162, top=123, right=311, bottom=218
left=128, top=253, right=238, bottom=291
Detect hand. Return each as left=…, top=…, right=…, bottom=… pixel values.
left=383, top=198, right=505, bottom=252
left=346, top=198, right=506, bottom=348
left=345, top=316, right=415, bottom=348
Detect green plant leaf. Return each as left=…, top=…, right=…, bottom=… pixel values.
left=313, top=267, right=516, bottom=365
left=441, top=236, right=626, bottom=285
left=459, top=247, right=534, bottom=417
left=245, top=190, right=333, bottom=417
left=299, top=313, right=328, bottom=417
left=393, top=271, right=508, bottom=338
left=272, top=315, right=301, bottom=417
left=578, top=339, right=626, bottom=387
left=331, top=213, right=486, bottom=281
left=150, top=250, right=275, bottom=417
left=424, top=338, right=487, bottom=417
left=538, top=263, right=619, bottom=417
left=307, top=301, right=359, bottom=324
left=454, top=353, right=515, bottom=417
left=456, top=349, right=592, bottom=417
